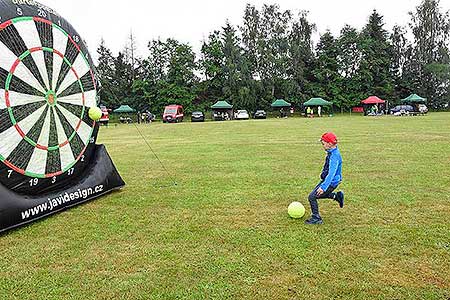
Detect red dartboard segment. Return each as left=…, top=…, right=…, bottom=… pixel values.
left=29, top=46, right=43, bottom=52
left=71, top=67, right=80, bottom=80
left=90, top=69, right=97, bottom=89
left=9, top=58, right=21, bottom=75
left=59, top=140, right=70, bottom=148
left=53, top=48, right=63, bottom=56
left=13, top=124, right=25, bottom=138
left=67, top=34, right=81, bottom=52
left=4, top=90, right=10, bottom=107
left=32, top=16, right=52, bottom=26
left=0, top=19, right=12, bottom=30
left=3, top=160, right=18, bottom=172
left=46, top=171, right=63, bottom=178
left=36, top=144, right=48, bottom=151
left=76, top=145, right=89, bottom=162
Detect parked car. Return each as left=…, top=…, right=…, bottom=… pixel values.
left=235, top=110, right=249, bottom=120
left=163, top=105, right=184, bottom=123
left=191, top=111, right=205, bottom=122
left=390, top=105, right=414, bottom=115
left=253, top=110, right=267, bottom=119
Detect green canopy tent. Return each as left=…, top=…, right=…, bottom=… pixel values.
left=271, top=99, right=291, bottom=117
left=113, top=105, right=136, bottom=123
left=303, top=98, right=332, bottom=117
left=113, top=105, right=136, bottom=113
left=211, top=101, right=233, bottom=121
left=401, top=94, right=427, bottom=104
left=271, top=99, right=291, bottom=108
left=303, top=98, right=332, bottom=107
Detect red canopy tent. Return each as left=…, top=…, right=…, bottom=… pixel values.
left=361, top=96, right=386, bottom=115
left=361, top=96, right=386, bottom=104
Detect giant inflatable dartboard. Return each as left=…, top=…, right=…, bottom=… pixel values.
left=0, top=0, right=124, bottom=233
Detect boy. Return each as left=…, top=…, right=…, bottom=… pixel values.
left=305, top=132, right=344, bottom=225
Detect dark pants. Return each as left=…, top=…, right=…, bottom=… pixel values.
left=308, top=183, right=338, bottom=219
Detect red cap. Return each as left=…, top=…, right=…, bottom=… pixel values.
left=321, top=132, right=338, bottom=144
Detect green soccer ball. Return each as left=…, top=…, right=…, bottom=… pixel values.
left=288, top=201, right=305, bottom=219
left=88, top=107, right=102, bottom=121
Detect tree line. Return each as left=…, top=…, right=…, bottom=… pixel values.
left=95, top=0, right=450, bottom=114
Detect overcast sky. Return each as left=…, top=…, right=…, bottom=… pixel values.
left=37, top=0, right=450, bottom=60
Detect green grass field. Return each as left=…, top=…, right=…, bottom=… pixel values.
left=1, top=113, right=450, bottom=300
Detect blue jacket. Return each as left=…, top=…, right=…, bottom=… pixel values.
left=320, top=147, right=343, bottom=191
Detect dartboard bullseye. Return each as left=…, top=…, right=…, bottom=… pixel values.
left=0, top=17, right=97, bottom=180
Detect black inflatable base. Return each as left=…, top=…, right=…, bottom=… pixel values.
left=0, top=145, right=125, bottom=234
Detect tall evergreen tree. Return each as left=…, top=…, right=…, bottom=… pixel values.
left=409, top=0, right=450, bottom=107
left=96, top=39, right=117, bottom=107
left=240, top=4, right=260, bottom=78
left=312, top=31, right=342, bottom=108
left=197, top=31, right=226, bottom=110
left=258, top=4, right=292, bottom=99
left=358, top=10, right=394, bottom=100
left=112, top=52, right=134, bottom=107
left=390, top=25, right=412, bottom=103
left=221, top=22, right=246, bottom=107
left=337, top=25, right=362, bottom=110
left=200, top=31, right=224, bottom=82
left=287, top=10, right=316, bottom=106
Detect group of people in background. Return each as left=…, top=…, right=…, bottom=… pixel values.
left=214, top=111, right=231, bottom=121
left=368, top=105, right=381, bottom=115
left=278, top=106, right=326, bottom=118
left=137, top=111, right=155, bottom=124
left=306, top=106, right=323, bottom=118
